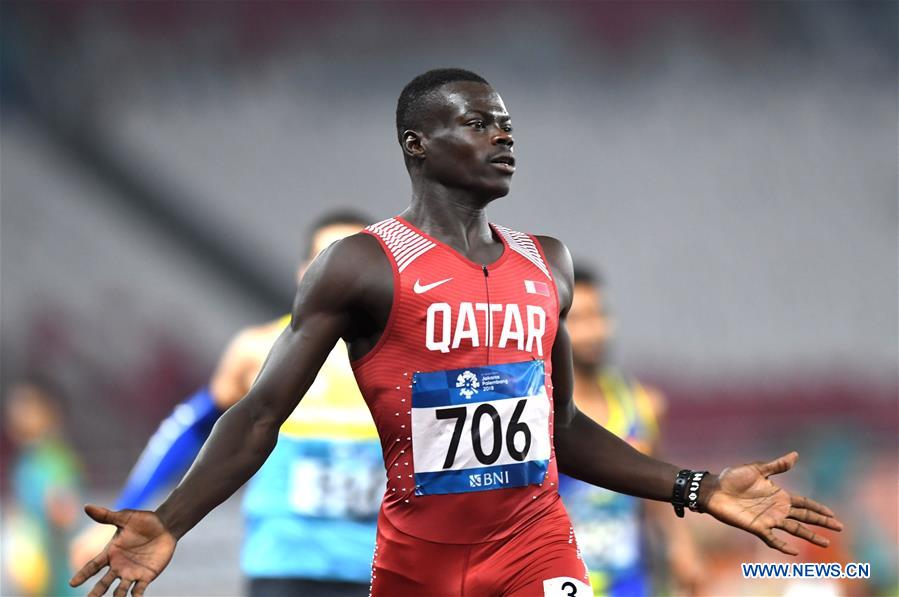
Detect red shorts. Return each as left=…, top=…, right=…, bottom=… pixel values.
left=370, top=502, right=592, bottom=597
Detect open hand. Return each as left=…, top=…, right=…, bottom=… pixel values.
left=704, top=452, right=843, bottom=556
left=69, top=505, right=176, bottom=596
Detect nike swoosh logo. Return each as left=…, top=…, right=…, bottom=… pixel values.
left=414, top=278, right=453, bottom=294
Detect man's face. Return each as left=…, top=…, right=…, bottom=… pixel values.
left=567, top=283, right=613, bottom=370
left=418, top=81, right=516, bottom=198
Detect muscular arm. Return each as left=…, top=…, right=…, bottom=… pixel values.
left=70, top=234, right=391, bottom=595
left=541, top=236, right=691, bottom=503
left=155, top=234, right=375, bottom=538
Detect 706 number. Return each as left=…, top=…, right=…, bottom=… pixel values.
left=435, top=399, right=531, bottom=469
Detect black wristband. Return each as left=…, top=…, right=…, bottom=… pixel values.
left=671, top=469, right=691, bottom=518
left=672, top=469, right=709, bottom=517
left=686, top=471, right=709, bottom=513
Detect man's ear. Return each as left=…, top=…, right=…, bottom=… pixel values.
left=401, top=130, right=426, bottom=161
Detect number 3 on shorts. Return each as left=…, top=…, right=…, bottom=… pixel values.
left=543, top=577, right=592, bottom=597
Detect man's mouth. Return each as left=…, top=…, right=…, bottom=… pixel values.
left=490, top=154, right=516, bottom=173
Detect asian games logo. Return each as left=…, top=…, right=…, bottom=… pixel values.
left=456, top=370, right=479, bottom=399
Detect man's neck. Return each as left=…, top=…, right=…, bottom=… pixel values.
left=402, top=183, right=499, bottom=254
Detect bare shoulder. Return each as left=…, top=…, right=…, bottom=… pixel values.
left=534, top=234, right=574, bottom=312
left=316, top=231, right=386, bottom=268
left=291, top=231, right=392, bottom=338
left=534, top=235, right=572, bottom=271
left=298, top=232, right=387, bottom=295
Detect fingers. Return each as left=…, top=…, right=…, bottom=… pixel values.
left=790, top=494, right=838, bottom=521
left=113, top=578, right=135, bottom=597
left=757, top=451, right=799, bottom=478
left=759, top=530, right=799, bottom=556
left=70, top=551, right=110, bottom=587
left=88, top=569, right=118, bottom=597
left=132, top=580, right=150, bottom=597
left=777, top=519, right=830, bottom=548
left=788, top=506, right=844, bottom=531
left=760, top=515, right=836, bottom=557
left=85, top=504, right=128, bottom=527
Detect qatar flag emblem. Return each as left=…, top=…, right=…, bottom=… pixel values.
left=524, top=280, right=550, bottom=296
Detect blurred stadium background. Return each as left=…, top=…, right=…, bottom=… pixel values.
left=1, top=2, right=896, bottom=596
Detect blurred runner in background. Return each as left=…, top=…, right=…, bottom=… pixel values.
left=5, top=376, right=82, bottom=597
left=70, top=210, right=377, bottom=597
left=560, top=266, right=703, bottom=596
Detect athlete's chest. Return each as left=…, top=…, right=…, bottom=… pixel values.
left=361, top=218, right=559, bottom=361
left=395, top=253, right=558, bottom=358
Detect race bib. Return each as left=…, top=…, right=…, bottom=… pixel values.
left=412, top=360, right=550, bottom=496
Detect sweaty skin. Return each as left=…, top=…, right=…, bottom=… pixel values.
left=72, top=81, right=842, bottom=597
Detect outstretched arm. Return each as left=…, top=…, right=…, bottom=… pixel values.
left=70, top=235, right=377, bottom=596
left=539, top=235, right=842, bottom=556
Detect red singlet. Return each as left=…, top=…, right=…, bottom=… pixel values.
left=354, top=217, right=592, bottom=596
left=354, top=216, right=563, bottom=543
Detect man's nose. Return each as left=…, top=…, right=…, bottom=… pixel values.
left=494, top=128, right=514, bottom=147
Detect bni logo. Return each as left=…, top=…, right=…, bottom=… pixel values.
left=456, top=370, right=479, bottom=399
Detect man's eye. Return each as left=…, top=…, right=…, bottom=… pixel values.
left=469, top=121, right=486, bottom=129
left=502, top=125, right=513, bottom=132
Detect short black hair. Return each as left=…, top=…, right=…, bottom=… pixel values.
left=573, top=263, right=605, bottom=288
left=396, top=68, right=490, bottom=143
left=306, top=209, right=370, bottom=258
